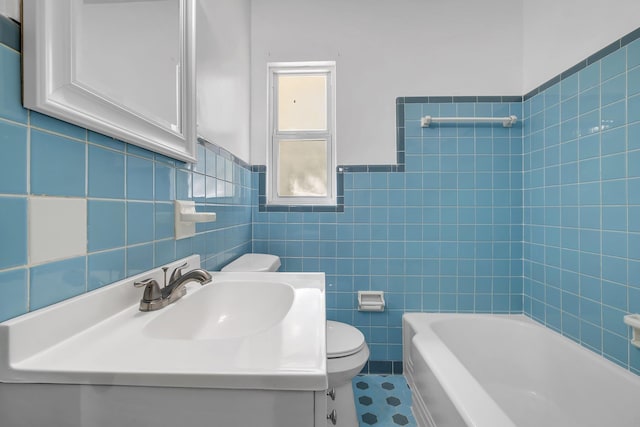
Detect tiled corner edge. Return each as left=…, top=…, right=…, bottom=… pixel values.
left=197, top=137, right=251, bottom=170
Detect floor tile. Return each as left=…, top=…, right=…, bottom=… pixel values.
left=353, top=374, right=417, bottom=427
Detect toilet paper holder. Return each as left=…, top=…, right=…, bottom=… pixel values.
left=358, top=291, right=385, bottom=312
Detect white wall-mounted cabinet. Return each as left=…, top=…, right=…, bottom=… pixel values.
left=22, top=0, right=197, bottom=163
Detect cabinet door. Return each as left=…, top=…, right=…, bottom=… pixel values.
left=22, top=0, right=197, bottom=163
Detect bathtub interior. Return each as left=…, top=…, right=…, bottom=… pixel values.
left=403, top=314, right=640, bottom=427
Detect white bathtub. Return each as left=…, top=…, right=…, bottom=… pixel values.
left=403, top=313, right=640, bottom=427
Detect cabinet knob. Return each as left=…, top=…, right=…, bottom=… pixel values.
left=327, top=409, right=337, bottom=425
left=326, top=388, right=336, bottom=400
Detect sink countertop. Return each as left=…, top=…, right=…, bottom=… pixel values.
left=0, top=256, right=327, bottom=391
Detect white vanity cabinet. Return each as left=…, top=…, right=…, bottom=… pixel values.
left=22, top=0, right=197, bottom=163
left=0, top=384, right=330, bottom=427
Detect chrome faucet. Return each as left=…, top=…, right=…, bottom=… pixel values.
left=162, top=265, right=212, bottom=304
left=133, top=263, right=212, bottom=312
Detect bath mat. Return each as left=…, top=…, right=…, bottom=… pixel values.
left=353, top=374, right=417, bottom=426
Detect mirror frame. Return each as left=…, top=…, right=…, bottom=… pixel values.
left=22, top=0, right=197, bottom=163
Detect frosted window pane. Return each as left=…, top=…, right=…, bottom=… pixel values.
left=277, top=75, right=327, bottom=131
left=278, top=140, right=327, bottom=197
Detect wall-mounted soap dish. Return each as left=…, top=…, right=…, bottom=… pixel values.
left=174, top=200, right=216, bottom=240
left=624, top=314, right=640, bottom=348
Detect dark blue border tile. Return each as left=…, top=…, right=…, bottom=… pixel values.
left=396, top=103, right=405, bottom=124
left=428, top=96, right=453, bottom=103
left=560, top=60, right=587, bottom=80
left=453, top=96, right=477, bottom=103
left=477, top=96, right=502, bottom=102
left=538, top=75, right=561, bottom=93
left=404, top=96, right=429, bottom=104
left=587, top=40, right=620, bottom=64
left=266, top=205, right=289, bottom=212
left=368, top=165, right=394, bottom=172
left=523, top=88, right=539, bottom=101
left=396, top=129, right=405, bottom=151
left=0, top=15, right=20, bottom=52
left=402, top=95, right=522, bottom=104
left=336, top=174, right=344, bottom=196
left=367, top=361, right=393, bottom=374
left=622, top=27, right=640, bottom=47
left=360, top=360, right=403, bottom=374
left=254, top=168, right=345, bottom=213
left=341, top=165, right=368, bottom=172
left=258, top=173, right=266, bottom=196
left=502, top=96, right=523, bottom=102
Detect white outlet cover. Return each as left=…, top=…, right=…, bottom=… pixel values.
left=29, top=196, right=87, bottom=265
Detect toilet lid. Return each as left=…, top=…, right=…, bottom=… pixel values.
left=327, top=321, right=366, bottom=358
left=220, top=254, right=281, bottom=272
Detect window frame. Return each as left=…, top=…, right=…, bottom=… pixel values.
left=267, top=61, right=336, bottom=206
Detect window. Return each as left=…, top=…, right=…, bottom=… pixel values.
left=268, top=62, right=336, bottom=205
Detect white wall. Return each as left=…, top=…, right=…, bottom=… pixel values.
left=522, top=0, right=640, bottom=93
left=197, top=0, right=251, bottom=163
left=250, top=0, right=524, bottom=166
left=6, top=0, right=639, bottom=165
left=0, top=0, right=19, bottom=21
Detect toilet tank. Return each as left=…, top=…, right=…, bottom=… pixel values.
left=220, top=253, right=281, bottom=272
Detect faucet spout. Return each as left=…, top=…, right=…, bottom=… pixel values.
left=162, top=268, right=212, bottom=304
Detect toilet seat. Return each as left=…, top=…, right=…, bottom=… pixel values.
left=327, top=320, right=366, bottom=358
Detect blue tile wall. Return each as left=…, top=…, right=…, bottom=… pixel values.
left=0, top=269, right=27, bottom=320
left=0, top=36, right=252, bottom=322
left=253, top=100, right=523, bottom=364
left=4, top=11, right=640, bottom=377
left=0, top=197, right=27, bottom=270
left=30, top=129, right=86, bottom=197
left=30, top=257, right=87, bottom=311
left=0, top=120, right=27, bottom=194
left=523, top=36, right=640, bottom=373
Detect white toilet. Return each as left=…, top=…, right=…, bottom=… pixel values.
left=222, top=253, right=370, bottom=427
left=325, top=319, right=370, bottom=426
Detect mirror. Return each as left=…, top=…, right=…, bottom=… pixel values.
left=22, top=0, right=197, bottom=163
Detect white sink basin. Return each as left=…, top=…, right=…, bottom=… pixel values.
left=0, top=256, right=327, bottom=391
left=144, top=280, right=295, bottom=340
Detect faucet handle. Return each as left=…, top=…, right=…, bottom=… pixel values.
left=133, top=278, right=162, bottom=302
left=169, top=262, right=188, bottom=284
